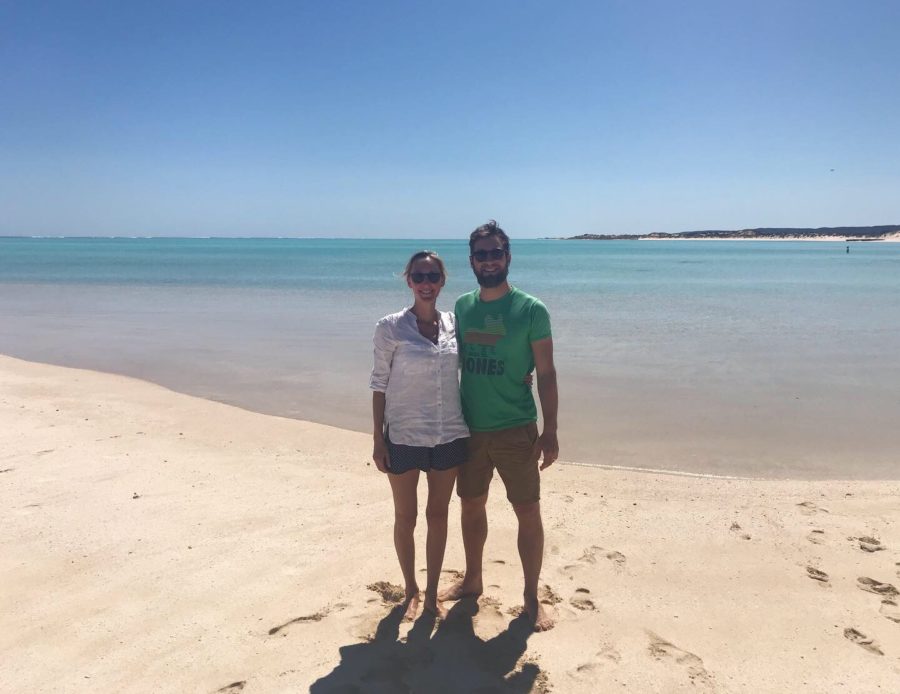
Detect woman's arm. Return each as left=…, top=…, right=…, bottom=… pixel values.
left=372, top=391, right=390, bottom=472
left=370, top=319, right=394, bottom=473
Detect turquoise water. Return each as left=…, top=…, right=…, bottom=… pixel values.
left=2, top=237, right=899, bottom=478
left=3, top=236, right=899, bottom=294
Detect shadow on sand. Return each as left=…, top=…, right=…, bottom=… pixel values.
left=310, top=598, right=545, bottom=693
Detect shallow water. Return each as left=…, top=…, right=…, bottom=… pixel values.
left=2, top=237, right=898, bottom=478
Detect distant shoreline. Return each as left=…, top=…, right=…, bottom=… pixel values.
left=566, top=225, right=900, bottom=242
left=641, top=235, right=900, bottom=242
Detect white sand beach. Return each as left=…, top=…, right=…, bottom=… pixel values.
left=2, top=354, right=899, bottom=692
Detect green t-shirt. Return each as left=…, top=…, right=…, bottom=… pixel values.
left=455, top=286, right=552, bottom=432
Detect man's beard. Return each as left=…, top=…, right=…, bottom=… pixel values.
left=475, top=266, right=509, bottom=288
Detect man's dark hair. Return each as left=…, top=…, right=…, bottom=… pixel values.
left=468, top=219, right=510, bottom=254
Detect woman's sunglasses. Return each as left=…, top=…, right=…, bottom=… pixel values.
left=410, top=272, right=442, bottom=284
left=471, top=248, right=507, bottom=262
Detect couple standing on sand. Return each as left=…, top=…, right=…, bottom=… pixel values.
left=369, top=220, right=559, bottom=632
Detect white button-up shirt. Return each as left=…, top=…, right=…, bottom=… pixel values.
left=369, top=309, right=469, bottom=447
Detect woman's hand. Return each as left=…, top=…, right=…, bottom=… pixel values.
left=373, top=436, right=391, bottom=473
left=523, top=371, right=534, bottom=387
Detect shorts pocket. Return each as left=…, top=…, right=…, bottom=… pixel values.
left=521, top=422, right=539, bottom=447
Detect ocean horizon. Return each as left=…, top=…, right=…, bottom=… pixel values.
left=2, top=236, right=899, bottom=480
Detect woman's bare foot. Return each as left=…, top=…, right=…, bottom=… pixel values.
left=437, top=575, right=483, bottom=602
left=402, top=588, right=421, bottom=621
left=423, top=592, right=449, bottom=619
left=524, top=596, right=555, bottom=632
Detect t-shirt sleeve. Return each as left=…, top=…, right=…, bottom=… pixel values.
left=369, top=319, right=395, bottom=392
left=529, top=300, right=552, bottom=343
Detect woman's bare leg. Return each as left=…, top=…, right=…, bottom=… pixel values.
left=423, top=467, right=458, bottom=617
left=388, top=469, right=421, bottom=620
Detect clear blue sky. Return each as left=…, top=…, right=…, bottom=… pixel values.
left=2, top=1, right=898, bottom=237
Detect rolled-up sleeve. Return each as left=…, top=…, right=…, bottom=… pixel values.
left=369, top=319, right=394, bottom=392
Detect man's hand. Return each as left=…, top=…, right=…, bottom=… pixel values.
left=373, top=437, right=391, bottom=473
left=538, top=428, right=559, bottom=470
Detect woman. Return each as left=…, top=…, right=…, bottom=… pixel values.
left=369, top=250, right=469, bottom=620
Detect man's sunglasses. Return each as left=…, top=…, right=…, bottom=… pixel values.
left=471, top=248, right=507, bottom=262
left=410, top=272, right=442, bottom=284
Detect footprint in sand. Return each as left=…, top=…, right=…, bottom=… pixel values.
left=647, top=632, right=712, bottom=685
left=476, top=594, right=506, bottom=622
left=268, top=609, right=328, bottom=636
left=854, top=536, right=886, bottom=553
left=539, top=584, right=563, bottom=606
left=367, top=581, right=406, bottom=604
left=475, top=595, right=507, bottom=632
left=857, top=577, right=899, bottom=598
left=504, top=586, right=561, bottom=618
left=214, top=681, right=246, bottom=692
left=569, top=596, right=596, bottom=611
left=806, top=567, right=829, bottom=584
left=578, top=546, right=626, bottom=565
left=562, top=546, right=626, bottom=580
left=843, top=628, right=883, bottom=656
left=598, top=646, right=620, bottom=663
left=879, top=599, right=900, bottom=623
left=729, top=522, right=752, bottom=540
left=806, top=529, right=825, bottom=545
left=576, top=545, right=602, bottom=564
left=797, top=501, right=828, bottom=516
left=571, top=647, right=621, bottom=679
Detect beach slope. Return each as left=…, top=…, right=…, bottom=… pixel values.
left=2, top=355, right=898, bottom=692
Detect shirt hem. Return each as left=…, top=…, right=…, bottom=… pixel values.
left=466, top=418, right=538, bottom=433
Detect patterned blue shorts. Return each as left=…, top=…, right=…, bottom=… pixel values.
left=385, top=431, right=469, bottom=475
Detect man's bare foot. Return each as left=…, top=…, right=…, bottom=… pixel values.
left=524, top=596, right=555, bottom=632
left=402, top=589, right=420, bottom=621
left=437, top=576, right=483, bottom=602
left=423, top=592, right=449, bottom=619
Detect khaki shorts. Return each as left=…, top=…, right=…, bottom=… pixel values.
left=457, top=422, right=540, bottom=505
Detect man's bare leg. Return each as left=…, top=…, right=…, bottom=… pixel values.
left=422, top=468, right=457, bottom=617
left=438, top=493, right=488, bottom=601
left=387, top=469, right=421, bottom=620
left=513, top=500, right=554, bottom=631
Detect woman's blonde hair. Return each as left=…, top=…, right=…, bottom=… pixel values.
left=403, top=250, right=447, bottom=279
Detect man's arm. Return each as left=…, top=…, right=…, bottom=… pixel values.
left=531, top=336, right=558, bottom=470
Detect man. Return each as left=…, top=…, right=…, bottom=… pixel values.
left=442, top=219, right=559, bottom=631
